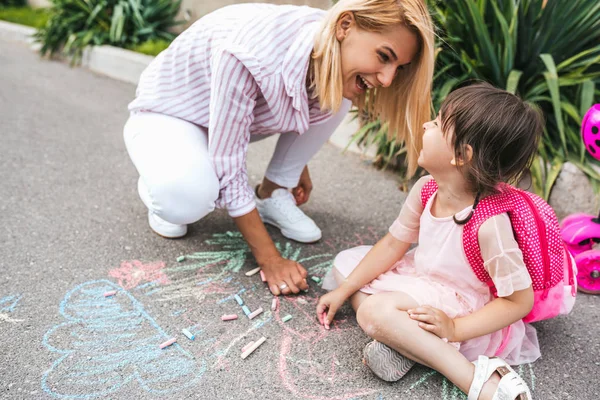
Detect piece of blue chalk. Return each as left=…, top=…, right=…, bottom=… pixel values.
left=182, top=329, right=195, bottom=340
left=242, top=305, right=251, bottom=315
left=234, top=294, right=244, bottom=305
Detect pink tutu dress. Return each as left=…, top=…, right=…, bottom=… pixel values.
left=322, top=176, right=541, bottom=365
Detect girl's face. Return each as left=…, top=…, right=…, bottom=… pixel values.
left=336, top=13, right=419, bottom=100
left=418, top=113, right=456, bottom=171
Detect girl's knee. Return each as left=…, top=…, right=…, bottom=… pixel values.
left=357, top=294, right=414, bottom=340
left=356, top=295, right=392, bottom=337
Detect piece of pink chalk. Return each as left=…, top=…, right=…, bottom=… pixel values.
left=241, top=341, right=255, bottom=353
left=159, top=337, right=177, bottom=349
left=103, top=290, right=117, bottom=297
left=221, top=314, right=238, bottom=321
left=271, top=298, right=277, bottom=311
left=248, top=307, right=263, bottom=320
left=260, top=270, right=266, bottom=282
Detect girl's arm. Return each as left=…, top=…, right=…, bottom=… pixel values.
left=337, top=234, right=412, bottom=298
left=410, top=213, right=534, bottom=342
left=337, top=175, right=431, bottom=297
left=451, top=286, right=533, bottom=342
left=453, top=213, right=534, bottom=341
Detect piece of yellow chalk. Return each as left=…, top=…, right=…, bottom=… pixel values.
left=221, top=314, right=238, bottom=321
left=241, top=341, right=255, bottom=353
left=103, top=290, right=117, bottom=297
left=245, top=267, right=261, bottom=276
left=159, top=337, right=177, bottom=349
left=248, top=307, right=263, bottom=320
left=241, top=336, right=266, bottom=359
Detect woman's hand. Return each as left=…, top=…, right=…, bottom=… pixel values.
left=260, top=255, right=308, bottom=296
left=316, top=288, right=349, bottom=330
left=291, top=166, right=313, bottom=206
left=408, top=306, right=456, bottom=341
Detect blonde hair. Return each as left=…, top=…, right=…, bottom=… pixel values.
left=311, top=0, right=435, bottom=176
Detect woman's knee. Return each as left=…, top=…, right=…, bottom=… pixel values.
left=146, top=170, right=219, bottom=224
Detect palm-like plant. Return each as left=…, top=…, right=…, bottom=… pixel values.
left=354, top=0, right=600, bottom=197
left=432, top=0, right=600, bottom=198
left=35, top=0, right=181, bottom=63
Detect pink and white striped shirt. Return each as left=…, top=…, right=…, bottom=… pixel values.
left=128, top=4, right=333, bottom=217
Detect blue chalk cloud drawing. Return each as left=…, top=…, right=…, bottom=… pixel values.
left=42, top=279, right=206, bottom=398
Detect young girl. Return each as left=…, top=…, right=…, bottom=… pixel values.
left=317, top=83, right=552, bottom=399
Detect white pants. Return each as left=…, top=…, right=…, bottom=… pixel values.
left=123, top=103, right=350, bottom=225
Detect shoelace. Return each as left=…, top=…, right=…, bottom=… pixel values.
left=272, top=193, right=306, bottom=223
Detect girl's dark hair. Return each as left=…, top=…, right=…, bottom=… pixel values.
left=440, top=82, right=544, bottom=199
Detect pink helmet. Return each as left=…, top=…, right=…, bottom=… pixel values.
left=582, top=104, right=600, bottom=161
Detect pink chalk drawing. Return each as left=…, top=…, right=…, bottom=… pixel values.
left=108, top=260, right=170, bottom=290
left=104, top=231, right=533, bottom=399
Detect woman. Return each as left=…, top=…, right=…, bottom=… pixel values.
left=124, top=0, right=434, bottom=296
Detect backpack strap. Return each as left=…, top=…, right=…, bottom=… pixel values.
left=420, top=178, right=438, bottom=208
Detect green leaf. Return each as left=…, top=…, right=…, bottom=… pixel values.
left=580, top=80, right=595, bottom=117
left=505, top=69, right=522, bottom=94
left=540, top=53, right=567, bottom=151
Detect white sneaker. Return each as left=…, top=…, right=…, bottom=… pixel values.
left=256, top=188, right=322, bottom=243
left=148, top=211, right=187, bottom=239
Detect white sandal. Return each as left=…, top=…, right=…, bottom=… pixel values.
left=468, top=355, right=532, bottom=400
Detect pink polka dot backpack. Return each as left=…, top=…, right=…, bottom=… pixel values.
left=560, top=104, right=600, bottom=295
left=421, top=180, right=577, bottom=323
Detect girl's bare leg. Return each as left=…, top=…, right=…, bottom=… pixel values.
left=356, top=292, right=501, bottom=400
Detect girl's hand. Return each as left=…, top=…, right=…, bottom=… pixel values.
left=408, top=306, right=456, bottom=342
left=291, top=166, right=312, bottom=206
left=316, top=289, right=348, bottom=330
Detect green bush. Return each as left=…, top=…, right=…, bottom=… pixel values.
left=355, top=0, right=600, bottom=197
left=127, top=38, right=171, bottom=56
left=0, top=6, right=49, bottom=28
left=35, top=0, right=182, bottom=62
left=0, top=0, right=26, bottom=8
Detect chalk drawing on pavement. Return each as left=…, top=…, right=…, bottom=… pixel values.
left=0, top=294, right=24, bottom=323
left=41, top=280, right=206, bottom=398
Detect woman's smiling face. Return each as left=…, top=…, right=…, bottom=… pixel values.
left=335, top=12, right=419, bottom=100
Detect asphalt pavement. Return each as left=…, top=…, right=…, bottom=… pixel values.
left=1, top=38, right=598, bottom=400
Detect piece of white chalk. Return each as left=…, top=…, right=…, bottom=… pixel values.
left=221, top=314, right=238, bottom=321
left=159, top=337, right=177, bottom=349
left=245, top=267, right=261, bottom=276
left=241, top=336, right=266, bottom=359
left=271, top=298, right=277, bottom=311
left=248, top=307, right=263, bottom=320
left=182, top=329, right=195, bottom=340
left=234, top=294, right=244, bottom=305
left=260, top=270, right=266, bottom=282
left=241, top=341, right=255, bottom=353
left=103, top=290, right=117, bottom=297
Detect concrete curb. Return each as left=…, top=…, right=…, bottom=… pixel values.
left=0, top=19, right=373, bottom=158
left=0, top=20, right=35, bottom=43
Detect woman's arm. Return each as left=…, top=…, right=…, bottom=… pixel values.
left=234, top=209, right=308, bottom=295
